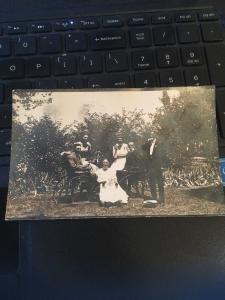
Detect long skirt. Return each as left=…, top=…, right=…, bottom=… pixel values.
left=111, top=157, right=126, bottom=171
left=99, top=183, right=128, bottom=204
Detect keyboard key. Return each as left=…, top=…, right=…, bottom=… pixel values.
left=79, top=17, right=100, bottom=29
left=88, top=74, right=130, bottom=88
left=5, top=23, right=27, bottom=34
left=0, top=83, right=4, bottom=103
left=39, top=34, right=62, bottom=54
left=201, top=22, right=224, bottom=42
left=0, top=37, right=11, bottom=56
left=0, top=106, right=11, bottom=128
left=105, top=52, right=128, bottom=72
left=30, top=22, right=52, bottom=33
left=198, top=11, right=219, bottom=21
left=79, top=54, right=102, bottom=74
left=181, top=46, right=205, bottom=66
left=5, top=81, right=31, bottom=102
left=54, top=19, right=78, bottom=31
left=151, top=14, right=172, bottom=24
left=54, top=54, right=77, bottom=76
left=0, top=59, right=24, bottom=79
left=177, top=24, right=200, bottom=43
left=0, top=129, right=11, bottom=155
left=103, top=16, right=123, bottom=27
left=216, top=88, right=225, bottom=137
left=134, top=72, right=157, bottom=88
left=130, top=28, right=152, bottom=47
left=156, top=47, right=179, bottom=68
left=175, top=12, right=196, bottom=23
left=153, top=26, right=175, bottom=45
left=184, top=68, right=210, bottom=86
left=160, top=70, right=185, bottom=86
left=65, top=33, right=87, bottom=52
left=132, top=50, right=154, bottom=70
left=58, top=78, right=83, bottom=88
left=90, top=30, right=126, bottom=50
left=206, top=44, right=225, bottom=87
left=14, top=36, right=36, bottom=55
left=128, top=15, right=148, bottom=26
left=33, top=79, right=57, bottom=89
left=26, top=57, right=50, bottom=77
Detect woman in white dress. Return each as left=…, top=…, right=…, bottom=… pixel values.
left=111, top=137, right=129, bottom=171
left=96, top=159, right=128, bottom=205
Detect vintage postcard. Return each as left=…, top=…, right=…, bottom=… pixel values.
left=6, top=87, right=225, bottom=220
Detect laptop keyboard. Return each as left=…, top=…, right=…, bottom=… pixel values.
left=1, top=8, right=225, bottom=188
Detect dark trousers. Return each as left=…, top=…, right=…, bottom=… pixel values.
left=148, top=165, right=165, bottom=202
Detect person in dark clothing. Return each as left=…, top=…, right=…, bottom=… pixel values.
left=142, top=137, right=165, bottom=203
left=124, top=142, right=141, bottom=196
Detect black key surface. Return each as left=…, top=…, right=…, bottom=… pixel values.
left=39, top=34, right=62, bottom=54
left=30, top=22, right=52, bottom=33
left=201, top=22, right=224, bottom=42
left=0, top=38, right=11, bottom=56
left=79, top=17, right=99, bottom=29
left=151, top=14, right=172, bottom=24
left=54, top=54, right=77, bottom=76
left=206, top=44, right=225, bottom=87
left=0, top=106, right=11, bottom=128
left=26, top=57, right=50, bottom=77
left=132, top=50, right=154, bottom=70
left=58, top=78, right=83, bottom=88
left=184, top=68, right=210, bottom=85
left=5, top=23, right=27, bottom=34
left=134, top=72, right=157, bottom=87
left=105, top=52, right=128, bottom=72
left=128, top=15, right=148, bottom=26
left=90, top=30, right=126, bottom=50
left=103, top=16, right=123, bottom=28
left=177, top=24, right=200, bottom=43
left=0, top=83, right=4, bottom=103
left=5, top=81, right=31, bottom=102
left=181, top=46, right=205, bottom=66
left=130, top=28, right=152, bottom=47
left=0, top=129, right=11, bottom=155
left=65, top=33, right=87, bottom=52
left=160, top=70, right=185, bottom=86
left=153, top=26, right=176, bottom=45
left=175, top=12, right=196, bottom=23
left=0, top=59, right=24, bottom=79
left=14, top=36, right=36, bottom=55
left=157, top=47, right=179, bottom=68
left=88, top=74, right=130, bottom=88
left=79, top=54, right=102, bottom=74
left=216, top=88, right=225, bottom=137
left=198, top=11, right=219, bottom=21
left=33, top=79, right=57, bottom=89
left=0, top=156, right=10, bottom=166
left=54, top=20, right=78, bottom=31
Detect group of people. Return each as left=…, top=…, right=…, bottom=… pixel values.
left=60, top=133, right=165, bottom=206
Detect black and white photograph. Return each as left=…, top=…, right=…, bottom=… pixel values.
left=6, top=87, right=225, bottom=220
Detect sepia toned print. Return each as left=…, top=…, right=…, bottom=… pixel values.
left=6, top=87, right=225, bottom=220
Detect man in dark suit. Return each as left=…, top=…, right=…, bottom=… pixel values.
left=142, top=137, right=165, bottom=204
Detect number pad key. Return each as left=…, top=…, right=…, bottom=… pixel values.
left=160, top=70, right=185, bottom=86
left=184, top=68, right=210, bottom=86
left=134, top=72, right=158, bottom=88
left=181, top=47, right=204, bottom=66
left=157, top=47, right=179, bottom=68
left=132, top=50, right=154, bottom=70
